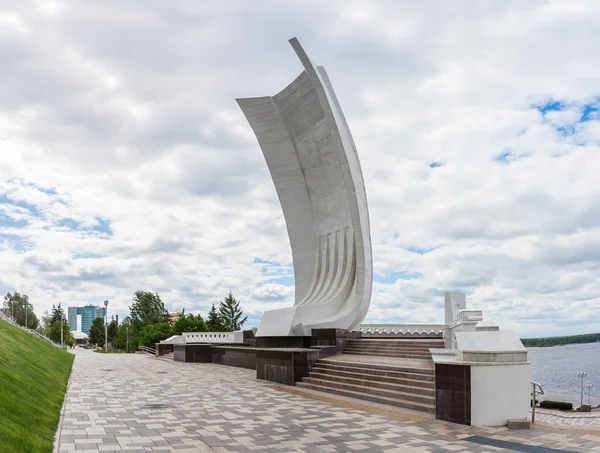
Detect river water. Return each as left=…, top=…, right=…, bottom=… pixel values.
left=528, top=342, right=600, bottom=407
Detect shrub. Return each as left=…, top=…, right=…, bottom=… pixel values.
left=540, top=400, right=573, bottom=411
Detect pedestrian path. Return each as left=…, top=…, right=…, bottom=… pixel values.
left=533, top=408, right=600, bottom=429
left=56, top=348, right=600, bottom=452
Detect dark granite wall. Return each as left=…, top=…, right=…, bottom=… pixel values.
left=335, top=328, right=362, bottom=352
left=156, top=343, right=174, bottom=356
left=256, top=349, right=319, bottom=385
left=173, top=343, right=323, bottom=386
left=173, top=344, right=212, bottom=363
left=311, top=329, right=337, bottom=346
left=211, top=347, right=256, bottom=370
left=256, top=336, right=312, bottom=348
left=435, top=364, right=471, bottom=425
left=243, top=330, right=256, bottom=346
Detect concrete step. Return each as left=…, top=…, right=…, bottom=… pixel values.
left=343, top=346, right=433, bottom=354
left=318, top=360, right=434, bottom=378
left=310, top=367, right=434, bottom=388
left=342, top=350, right=433, bottom=359
left=296, top=381, right=435, bottom=413
left=307, top=372, right=434, bottom=396
left=301, top=376, right=434, bottom=405
left=348, top=340, right=444, bottom=346
left=345, top=343, right=437, bottom=351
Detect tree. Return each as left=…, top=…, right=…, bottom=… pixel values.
left=38, top=310, right=52, bottom=337
left=172, top=313, right=208, bottom=335
left=89, top=317, right=105, bottom=347
left=138, top=323, right=172, bottom=348
left=48, top=319, right=73, bottom=345
left=207, top=304, right=223, bottom=332
left=50, top=304, right=66, bottom=324
left=107, top=319, right=118, bottom=343
left=218, top=292, right=247, bottom=332
left=129, top=291, right=169, bottom=329
left=3, top=292, right=38, bottom=329
left=113, top=318, right=136, bottom=352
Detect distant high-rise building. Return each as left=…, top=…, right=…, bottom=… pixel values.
left=67, top=307, right=78, bottom=331
left=67, top=305, right=107, bottom=334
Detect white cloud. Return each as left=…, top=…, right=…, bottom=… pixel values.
left=1, top=0, right=599, bottom=337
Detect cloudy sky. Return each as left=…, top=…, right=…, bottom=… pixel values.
left=1, top=0, right=599, bottom=337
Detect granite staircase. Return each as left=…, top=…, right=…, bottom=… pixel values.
left=296, top=338, right=443, bottom=413
left=343, top=338, right=444, bottom=359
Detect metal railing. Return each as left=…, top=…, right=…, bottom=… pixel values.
left=1, top=313, right=62, bottom=348
left=531, top=380, right=544, bottom=424
left=138, top=345, right=156, bottom=355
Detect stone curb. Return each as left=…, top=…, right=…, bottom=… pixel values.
left=53, top=350, right=75, bottom=453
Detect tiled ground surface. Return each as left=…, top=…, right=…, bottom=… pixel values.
left=56, top=349, right=600, bottom=453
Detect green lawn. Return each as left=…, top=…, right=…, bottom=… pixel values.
left=0, top=320, right=74, bottom=453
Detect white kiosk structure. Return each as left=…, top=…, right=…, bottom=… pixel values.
left=237, top=38, right=372, bottom=337
left=431, top=292, right=531, bottom=426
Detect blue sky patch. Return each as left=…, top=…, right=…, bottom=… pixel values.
left=0, top=214, right=28, bottom=228
left=72, top=253, right=107, bottom=259
left=0, top=233, right=31, bottom=252
left=534, top=100, right=564, bottom=115
left=94, top=217, right=113, bottom=236
left=405, top=245, right=437, bottom=255
left=532, top=97, right=600, bottom=140
left=256, top=275, right=295, bottom=287
left=493, top=151, right=513, bottom=164
left=581, top=102, right=600, bottom=122
left=58, top=218, right=81, bottom=229
left=374, top=271, right=423, bottom=284
left=0, top=194, right=39, bottom=216
left=429, top=161, right=443, bottom=168
left=254, top=257, right=294, bottom=287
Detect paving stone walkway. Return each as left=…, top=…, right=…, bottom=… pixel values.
left=532, top=408, right=600, bottom=429
left=56, top=348, right=600, bottom=453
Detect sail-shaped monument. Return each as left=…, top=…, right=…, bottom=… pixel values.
left=237, top=38, right=373, bottom=336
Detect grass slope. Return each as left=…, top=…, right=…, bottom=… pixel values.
left=0, top=320, right=74, bottom=453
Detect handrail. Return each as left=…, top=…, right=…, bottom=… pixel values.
left=531, top=380, right=544, bottom=424
left=138, top=345, right=156, bottom=355
left=1, top=314, right=62, bottom=347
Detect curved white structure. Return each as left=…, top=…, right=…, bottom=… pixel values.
left=237, top=38, right=372, bottom=336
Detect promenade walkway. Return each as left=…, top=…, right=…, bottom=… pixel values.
left=56, top=348, right=600, bottom=453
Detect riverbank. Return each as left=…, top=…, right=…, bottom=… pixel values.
left=529, top=342, right=600, bottom=408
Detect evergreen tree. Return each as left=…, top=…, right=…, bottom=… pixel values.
left=218, top=292, right=247, bottom=332
left=206, top=303, right=223, bottom=332
left=51, top=304, right=66, bottom=324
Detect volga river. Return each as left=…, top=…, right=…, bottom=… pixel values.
left=528, top=342, right=600, bottom=407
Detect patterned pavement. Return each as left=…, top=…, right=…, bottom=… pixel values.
left=532, top=408, right=600, bottom=429
left=55, top=348, right=600, bottom=453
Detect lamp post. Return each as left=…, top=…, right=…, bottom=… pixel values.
left=577, top=371, right=588, bottom=409
left=104, top=300, right=109, bottom=352
left=586, top=384, right=594, bottom=406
